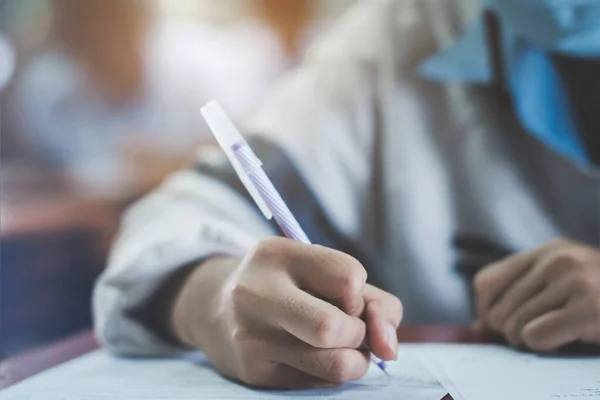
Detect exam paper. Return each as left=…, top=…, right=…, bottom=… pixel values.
left=1, top=345, right=447, bottom=400
left=417, top=344, right=600, bottom=400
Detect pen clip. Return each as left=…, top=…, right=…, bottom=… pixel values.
left=201, top=101, right=273, bottom=220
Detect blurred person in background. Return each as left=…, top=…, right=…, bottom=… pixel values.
left=94, top=0, right=600, bottom=391
left=16, top=0, right=196, bottom=195
left=14, top=0, right=337, bottom=196
left=256, top=0, right=317, bottom=59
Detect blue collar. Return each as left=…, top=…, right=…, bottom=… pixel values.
left=509, top=45, right=588, bottom=163
left=420, top=16, right=590, bottom=165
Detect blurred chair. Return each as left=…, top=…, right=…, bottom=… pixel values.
left=0, top=189, right=119, bottom=358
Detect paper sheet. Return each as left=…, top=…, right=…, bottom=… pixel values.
left=417, top=344, right=600, bottom=400
left=1, top=345, right=447, bottom=399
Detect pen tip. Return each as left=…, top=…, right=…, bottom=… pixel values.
left=377, top=361, right=389, bottom=375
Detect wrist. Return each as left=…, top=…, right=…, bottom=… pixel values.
left=170, top=256, right=240, bottom=351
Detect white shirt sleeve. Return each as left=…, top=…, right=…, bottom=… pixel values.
left=93, top=171, right=275, bottom=355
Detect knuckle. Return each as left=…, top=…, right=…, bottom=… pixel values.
left=569, top=271, right=595, bottom=294
left=380, top=291, right=404, bottom=318
left=473, top=270, right=492, bottom=296
left=543, top=256, right=572, bottom=278
left=314, top=309, right=342, bottom=348
left=316, top=248, right=367, bottom=297
left=390, top=294, right=404, bottom=317
left=551, top=247, right=586, bottom=268
left=250, top=237, right=288, bottom=263
left=327, top=352, right=355, bottom=382
left=341, top=260, right=368, bottom=297
left=328, top=353, right=350, bottom=382
left=231, top=281, right=253, bottom=306
left=230, top=278, right=268, bottom=314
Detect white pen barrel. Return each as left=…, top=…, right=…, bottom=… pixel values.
left=234, top=144, right=312, bottom=245
left=233, top=142, right=387, bottom=374
left=204, top=101, right=387, bottom=374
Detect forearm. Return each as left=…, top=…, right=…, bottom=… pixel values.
left=170, top=256, right=240, bottom=352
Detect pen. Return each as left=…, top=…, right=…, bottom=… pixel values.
left=201, top=100, right=389, bottom=375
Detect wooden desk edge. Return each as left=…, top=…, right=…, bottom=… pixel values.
left=1, top=325, right=492, bottom=398
left=0, top=331, right=99, bottom=389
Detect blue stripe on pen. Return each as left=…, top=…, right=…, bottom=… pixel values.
left=193, top=135, right=386, bottom=290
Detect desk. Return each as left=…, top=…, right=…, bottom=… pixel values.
left=0, top=325, right=495, bottom=399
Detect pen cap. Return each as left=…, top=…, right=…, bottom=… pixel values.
left=202, top=101, right=247, bottom=149
left=201, top=101, right=273, bottom=220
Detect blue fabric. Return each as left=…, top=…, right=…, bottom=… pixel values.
left=487, top=0, right=600, bottom=57
left=420, top=18, right=492, bottom=83
left=419, top=0, right=600, bottom=165
left=509, top=45, right=588, bottom=163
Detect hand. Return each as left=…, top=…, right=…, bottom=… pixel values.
left=474, top=239, right=600, bottom=352
left=171, top=237, right=403, bottom=389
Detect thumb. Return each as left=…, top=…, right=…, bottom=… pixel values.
left=363, top=285, right=403, bottom=361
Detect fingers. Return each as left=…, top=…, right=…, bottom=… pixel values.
left=363, top=284, right=403, bottom=361
left=476, top=240, right=600, bottom=351
left=287, top=245, right=367, bottom=316
left=233, top=238, right=401, bottom=389
left=240, top=362, right=337, bottom=390
left=485, top=256, right=554, bottom=332
left=501, top=282, right=568, bottom=347
left=252, top=238, right=368, bottom=316
left=474, top=240, right=572, bottom=320
left=266, top=339, right=370, bottom=383
left=267, top=365, right=338, bottom=390
left=521, top=306, right=585, bottom=352
left=474, top=250, right=537, bottom=318
left=520, top=291, right=600, bottom=352
left=270, top=285, right=367, bottom=349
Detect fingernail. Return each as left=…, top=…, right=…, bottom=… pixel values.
left=387, top=324, right=398, bottom=359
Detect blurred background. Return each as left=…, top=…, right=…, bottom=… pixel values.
left=0, top=0, right=354, bottom=359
